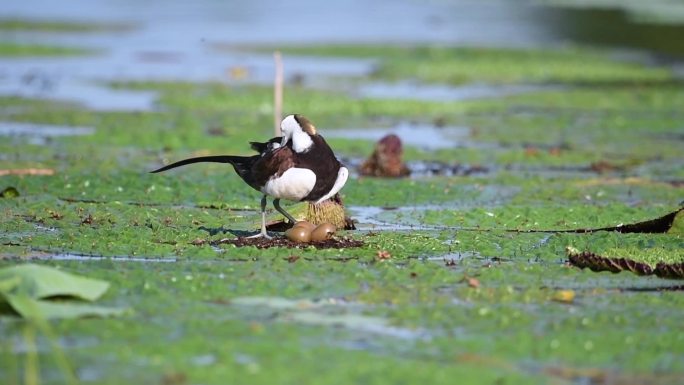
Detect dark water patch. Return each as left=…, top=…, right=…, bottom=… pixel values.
left=543, top=6, right=684, bottom=58
left=407, top=161, right=489, bottom=178
left=341, top=156, right=491, bottom=178
left=621, top=285, right=684, bottom=292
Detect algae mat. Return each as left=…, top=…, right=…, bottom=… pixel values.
left=1, top=40, right=684, bottom=384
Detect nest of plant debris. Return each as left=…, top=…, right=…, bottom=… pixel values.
left=306, top=199, right=347, bottom=228
left=265, top=194, right=356, bottom=231
left=212, top=236, right=364, bottom=250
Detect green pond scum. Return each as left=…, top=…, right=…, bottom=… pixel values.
left=1, top=24, right=684, bottom=385
left=0, top=18, right=131, bottom=33
left=0, top=42, right=92, bottom=57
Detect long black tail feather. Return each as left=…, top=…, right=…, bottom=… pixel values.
left=150, top=155, right=248, bottom=173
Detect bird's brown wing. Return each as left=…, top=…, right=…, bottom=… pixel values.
left=251, top=146, right=296, bottom=188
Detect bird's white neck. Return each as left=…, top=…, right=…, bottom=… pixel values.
left=291, top=130, right=313, bottom=153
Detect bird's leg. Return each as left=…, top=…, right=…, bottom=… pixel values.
left=273, top=198, right=297, bottom=224
left=247, top=195, right=271, bottom=239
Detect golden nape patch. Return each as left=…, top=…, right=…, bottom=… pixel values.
left=295, top=114, right=317, bottom=135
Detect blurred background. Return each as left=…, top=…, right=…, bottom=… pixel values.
left=2, top=0, right=683, bottom=111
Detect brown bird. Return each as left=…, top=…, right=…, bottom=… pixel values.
left=360, top=134, right=410, bottom=177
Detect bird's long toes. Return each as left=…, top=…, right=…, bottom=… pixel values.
left=246, top=232, right=272, bottom=240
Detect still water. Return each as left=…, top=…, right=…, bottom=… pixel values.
left=1, top=0, right=682, bottom=110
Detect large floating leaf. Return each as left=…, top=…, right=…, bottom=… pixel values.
left=0, top=264, right=109, bottom=300
left=3, top=293, right=126, bottom=319
left=517, top=207, right=683, bottom=234
left=0, top=264, right=125, bottom=319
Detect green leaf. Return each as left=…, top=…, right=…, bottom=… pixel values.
left=0, top=264, right=126, bottom=319
left=668, top=210, right=684, bottom=235
left=5, top=293, right=126, bottom=319
left=0, top=276, right=21, bottom=293
left=0, top=264, right=109, bottom=301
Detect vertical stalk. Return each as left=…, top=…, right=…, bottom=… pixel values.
left=22, top=324, right=38, bottom=385
left=274, top=51, right=283, bottom=136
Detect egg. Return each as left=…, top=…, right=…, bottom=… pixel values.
left=292, top=220, right=315, bottom=232
left=310, top=222, right=336, bottom=242
left=285, top=226, right=311, bottom=243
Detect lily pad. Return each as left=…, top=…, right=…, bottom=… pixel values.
left=0, top=264, right=110, bottom=300
left=0, top=264, right=125, bottom=319
left=609, top=207, right=683, bottom=234
left=517, top=206, right=683, bottom=234
left=3, top=293, right=126, bottom=319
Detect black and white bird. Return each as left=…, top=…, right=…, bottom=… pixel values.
left=150, top=114, right=349, bottom=238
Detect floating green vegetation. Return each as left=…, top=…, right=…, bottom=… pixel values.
left=0, top=41, right=92, bottom=57
left=2, top=41, right=684, bottom=384
left=269, top=45, right=672, bottom=85
left=105, top=80, right=684, bottom=167
left=541, top=0, right=684, bottom=25
left=418, top=204, right=680, bottom=231
left=0, top=18, right=131, bottom=32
